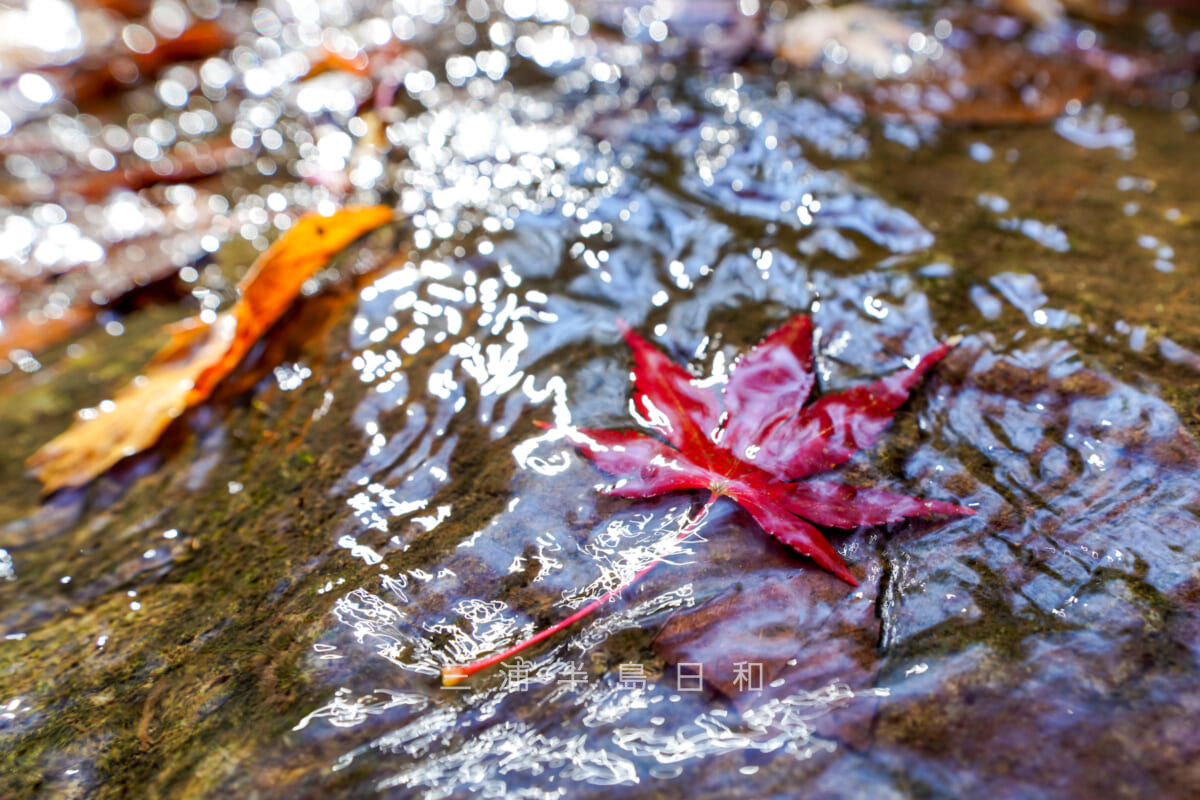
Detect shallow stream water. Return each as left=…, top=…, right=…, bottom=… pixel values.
left=1, top=1, right=1199, bottom=797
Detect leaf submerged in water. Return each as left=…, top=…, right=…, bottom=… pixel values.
left=567, top=316, right=974, bottom=584
left=442, top=315, right=972, bottom=685
left=27, top=205, right=393, bottom=494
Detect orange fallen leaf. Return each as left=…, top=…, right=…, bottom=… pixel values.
left=773, top=5, right=918, bottom=78
left=27, top=205, right=393, bottom=494
left=304, top=45, right=371, bottom=80
left=82, top=0, right=152, bottom=18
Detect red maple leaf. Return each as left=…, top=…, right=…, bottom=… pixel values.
left=565, top=315, right=973, bottom=585
left=442, top=315, right=971, bottom=685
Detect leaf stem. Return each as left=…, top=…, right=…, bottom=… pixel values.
left=442, top=493, right=719, bottom=686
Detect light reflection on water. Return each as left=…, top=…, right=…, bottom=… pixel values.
left=1, top=0, right=1199, bottom=796
left=331, top=502, right=704, bottom=673
left=311, top=541, right=871, bottom=796
left=309, top=167, right=965, bottom=791
left=290, top=34, right=1071, bottom=781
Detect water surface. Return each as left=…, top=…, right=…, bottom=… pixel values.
left=1, top=0, right=1199, bottom=797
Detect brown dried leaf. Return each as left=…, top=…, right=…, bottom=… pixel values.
left=0, top=306, right=93, bottom=359
left=864, top=42, right=1096, bottom=125
left=27, top=205, right=393, bottom=493
left=652, top=525, right=881, bottom=694
left=774, top=4, right=1181, bottom=126
left=56, top=138, right=249, bottom=203
left=62, top=20, right=232, bottom=106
